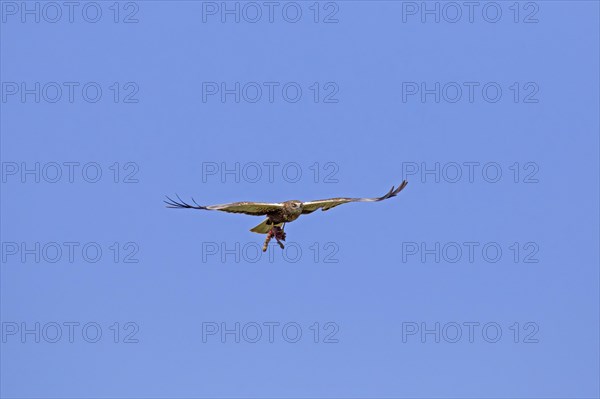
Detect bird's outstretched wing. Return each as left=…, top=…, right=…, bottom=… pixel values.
left=164, top=195, right=284, bottom=216
left=301, top=181, right=408, bottom=214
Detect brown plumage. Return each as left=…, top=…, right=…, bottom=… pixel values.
left=165, top=181, right=407, bottom=251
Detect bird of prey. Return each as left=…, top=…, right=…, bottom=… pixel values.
left=165, top=181, right=408, bottom=251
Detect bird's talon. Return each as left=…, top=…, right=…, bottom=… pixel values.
left=262, top=230, right=275, bottom=252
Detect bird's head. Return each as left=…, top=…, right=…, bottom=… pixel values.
left=284, top=200, right=303, bottom=212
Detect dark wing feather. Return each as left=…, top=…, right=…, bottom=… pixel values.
left=164, top=195, right=284, bottom=216
left=301, top=181, right=408, bottom=214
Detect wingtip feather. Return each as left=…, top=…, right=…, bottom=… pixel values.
left=164, top=194, right=206, bottom=210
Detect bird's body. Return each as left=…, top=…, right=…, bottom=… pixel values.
left=267, top=200, right=303, bottom=224
left=165, top=181, right=407, bottom=251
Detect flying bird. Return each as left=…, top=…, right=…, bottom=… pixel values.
left=165, top=181, right=408, bottom=251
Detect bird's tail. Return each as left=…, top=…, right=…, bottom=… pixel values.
left=250, top=219, right=281, bottom=234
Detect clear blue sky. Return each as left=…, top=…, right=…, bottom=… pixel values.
left=1, top=1, right=599, bottom=398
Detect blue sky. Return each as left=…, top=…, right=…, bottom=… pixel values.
left=1, top=1, right=599, bottom=398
